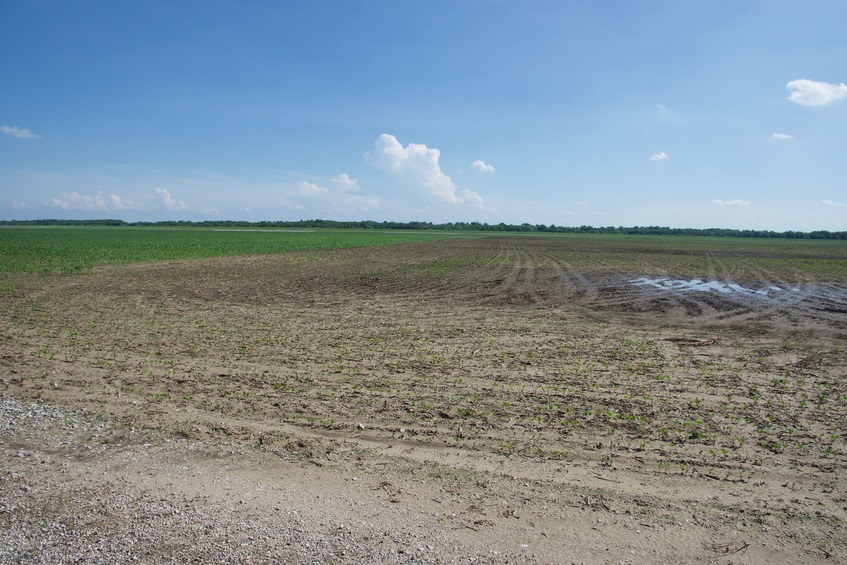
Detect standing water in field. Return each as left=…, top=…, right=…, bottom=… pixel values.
left=630, top=277, right=794, bottom=296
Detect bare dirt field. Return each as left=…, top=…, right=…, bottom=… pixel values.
left=2, top=235, right=846, bottom=563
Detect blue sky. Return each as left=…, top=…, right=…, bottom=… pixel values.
left=2, top=1, right=845, bottom=230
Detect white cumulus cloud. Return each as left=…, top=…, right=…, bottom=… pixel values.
left=650, top=152, right=668, bottom=161
left=108, top=193, right=132, bottom=210
left=366, top=133, right=473, bottom=205
left=821, top=199, right=847, bottom=209
left=771, top=132, right=793, bottom=140
left=1, top=125, right=40, bottom=139
left=153, top=187, right=190, bottom=211
left=471, top=160, right=495, bottom=173
left=52, top=191, right=136, bottom=211
left=331, top=173, right=359, bottom=192
left=713, top=199, right=750, bottom=208
left=787, top=79, right=847, bottom=106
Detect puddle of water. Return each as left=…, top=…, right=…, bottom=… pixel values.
left=630, top=277, right=793, bottom=296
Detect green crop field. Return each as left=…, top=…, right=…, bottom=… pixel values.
left=3, top=225, right=846, bottom=278
left=0, top=226, right=461, bottom=274
left=521, top=233, right=847, bottom=279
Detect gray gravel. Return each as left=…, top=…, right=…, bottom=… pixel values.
left=0, top=393, right=528, bottom=564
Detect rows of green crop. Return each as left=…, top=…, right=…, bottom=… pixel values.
left=4, top=226, right=845, bottom=276
left=0, top=227, right=454, bottom=274
left=501, top=233, right=847, bottom=279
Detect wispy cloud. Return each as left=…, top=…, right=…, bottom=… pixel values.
left=281, top=181, right=379, bottom=217
left=1, top=125, right=40, bottom=139
left=821, top=199, right=847, bottom=209
left=471, top=160, right=495, bottom=173
left=650, top=152, right=668, bottom=161
left=52, top=191, right=136, bottom=211
left=366, top=133, right=481, bottom=205
left=331, top=173, right=359, bottom=192
left=459, top=189, right=483, bottom=204
left=298, top=181, right=328, bottom=195
left=787, top=79, right=847, bottom=107
left=713, top=199, right=749, bottom=207
left=655, top=103, right=667, bottom=113
left=153, top=187, right=189, bottom=211
left=771, top=132, right=793, bottom=140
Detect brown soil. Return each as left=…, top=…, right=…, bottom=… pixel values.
left=2, top=236, right=846, bottom=562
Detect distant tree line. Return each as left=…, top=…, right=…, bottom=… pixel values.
left=2, top=218, right=846, bottom=239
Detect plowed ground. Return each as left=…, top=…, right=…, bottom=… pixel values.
left=2, top=235, right=847, bottom=562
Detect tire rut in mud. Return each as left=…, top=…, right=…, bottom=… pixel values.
left=374, top=237, right=847, bottom=340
